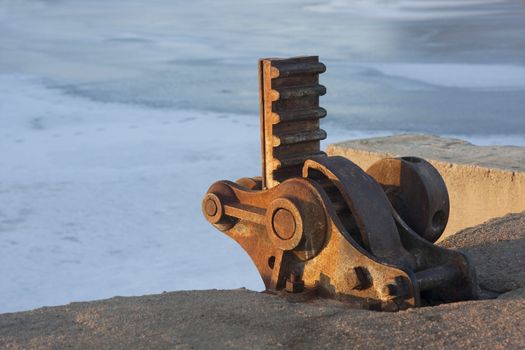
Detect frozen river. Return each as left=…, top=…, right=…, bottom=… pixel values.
left=1, top=0, right=524, bottom=312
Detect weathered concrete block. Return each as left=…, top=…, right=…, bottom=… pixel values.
left=327, top=134, right=525, bottom=239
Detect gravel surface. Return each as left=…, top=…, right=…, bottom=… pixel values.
left=1, top=212, right=524, bottom=349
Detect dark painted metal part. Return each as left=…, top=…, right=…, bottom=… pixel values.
left=303, top=156, right=415, bottom=270
left=367, top=157, right=450, bottom=243
left=202, top=56, right=478, bottom=311
left=393, top=210, right=479, bottom=304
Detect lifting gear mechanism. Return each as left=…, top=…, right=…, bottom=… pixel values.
left=202, top=56, right=478, bottom=311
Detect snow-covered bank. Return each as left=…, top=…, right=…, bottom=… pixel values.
left=0, top=74, right=266, bottom=312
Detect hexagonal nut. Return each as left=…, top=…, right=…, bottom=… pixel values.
left=349, top=266, right=371, bottom=290
left=383, top=276, right=410, bottom=299
left=286, top=279, right=305, bottom=293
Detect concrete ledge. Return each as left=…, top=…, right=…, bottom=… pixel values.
left=1, top=213, right=525, bottom=349
left=327, top=134, right=525, bottom=238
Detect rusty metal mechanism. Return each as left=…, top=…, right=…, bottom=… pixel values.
left=202, top=56, right=478, bottom=311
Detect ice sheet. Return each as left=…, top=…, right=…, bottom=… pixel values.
left=304, top=0, right=508, bottom=20
left=0, top=74, right=265, bottom=312
left=364, top=63, right=525, bottom=89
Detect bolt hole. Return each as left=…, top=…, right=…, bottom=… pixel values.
left=432, top=210, right=446, bottom=231
left=268, top=256, right=275, bottom=269
left=401, top=156, right=422, bottom=163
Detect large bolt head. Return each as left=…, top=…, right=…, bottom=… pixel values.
left=204, top=199, right=218, bottom=216
left=265, top=197, right=304, bottom=251
left=272, top=209, right=296, bottom=240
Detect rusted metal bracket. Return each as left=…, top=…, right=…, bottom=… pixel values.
left=203, top=56, right=478, bottom=311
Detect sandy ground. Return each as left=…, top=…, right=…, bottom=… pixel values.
left=0, top=212, right=524, bottom=349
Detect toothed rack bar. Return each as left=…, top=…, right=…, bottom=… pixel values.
left=259, top=56, right=327, bottom=189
